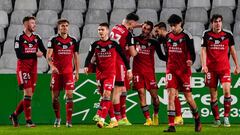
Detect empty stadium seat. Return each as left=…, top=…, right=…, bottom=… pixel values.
left=159, top=8, right=182, bottom=23
left=85, top=10, right=108, bottom=24
left=64, top=0, right=87, bottom=13
left=162, top=0, right=186, bottom=11
left=185, top=8, right=208, bottom=24
left=79, top=52, right=88, bottom=68
left=61, top=10, right=83, bottom=27
left=136, top=9, right=158, bottom=24
left=210, top=7, right=234, bottom=24
left=137, top=0, right=161, bottom=11
left=234, top=36, right=240, bottom=51
left=110, top=9, right=132, bottom=25
left=69, top=25, right=81, bottom=41
left=82, top=24, right=99, bottom=38
left=184, top=22, right=205, bottom=36
left=208, top=23, right=232, bottom=31
left=154, top=53, right=166, bottom=73
left=7, top=24, right=23, bottom=39
left=36, top=10, right=58, bottom=26
left=89, top=0, right=111, bottom=13
left=10, top=10, right=32, bottom=24
left=193, top=36, right=202, bottom=53
left=35, top=25, right=55, bottom=39
left=14, top=0, right=37, bottom=14
left=0, top=0, right=12, bottom=14
left=0, top=10, right=8, bottom=28
left=235, top=8, right=240, bottom=22
left=234, top=22, right=240, bottom=35
left=0, top=27, right=5, bottom=43
left=79, top=38, right=98, bottom=53
left=3, top=39, right=14, bottom=53
left=192, top=53, right=201, bottom=72
left=187, top=0, right=211, bottom=11
left=38, top=57, right=49, bottom=73
left=39, top=0, right=62, bottom=13
left=212, top=0, right=236, bottom=10
left=113, top=0, right=136, bottom=12
left=0, top=53, right=17, bottom=71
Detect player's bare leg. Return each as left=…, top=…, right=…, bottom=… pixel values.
left=52, top=90, right=61, bottom=127
left=137, top=88, right=152, bottom=126
left=184, top=92, right=201, bottom=132
left=23, top=88, right=35, bottom=127
left=97, top=90, right=112, bottom=128
left=65, top=90, right=73, bottom=128
left=164, top=88, right=176, bottom=132
left=174, top=91, right=183, bottom=125
left=222, top=82, right=232, bottom=127
left=149, top=89, right=159, bottom=125
left=209, top=87, right=221, bottom=127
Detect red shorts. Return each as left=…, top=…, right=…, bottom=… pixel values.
left=115, top=64, right=126, bottom=85
left=166, top=70, right=192, bottom=92
left=97, top=75, right=115, bottom=92
left=50, top=73, right=74, bottom=91
left=17, top=70, right=37, bottom=92
left=205, top=69, right=231, bottom=88
left=133, top=72, right=158, bottom=90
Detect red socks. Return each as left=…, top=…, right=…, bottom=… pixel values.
left=175, top=96, right=182, bottom=117
left=14, top=100, right=24, bottom=116
left=211, top=101, right=220, bottom=120
left=53, top=98, right=60, bottom=119
left=224, top=97, right=232, bottom=117
left=66, top=98, right=73, bottom=122
left=23, top=96, right=32, bottom=120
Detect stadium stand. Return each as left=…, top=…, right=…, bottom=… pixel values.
left=1, top=0, right=240, bottom=73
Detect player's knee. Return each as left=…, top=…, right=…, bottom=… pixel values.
left=52, top=96, right=59, bottom=103
left=66, top=91, right=73, bottom=98
left=103, top=91, right=111, bottom=98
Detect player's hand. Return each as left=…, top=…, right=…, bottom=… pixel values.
left=74, top=73, right=79, bottom=82
left=234, top=66, right=240, bottom=75
left=127, top=70, right=133, bottom=80
left=136, top=45, right=141, bottom=53
left=36, top=51, right=43, bottom=57
left=201, top=66, right=208, bottom=73
left=84, top=67, right=89, bottom=75
left=51, top=66, right=59, bottom=74
left=186, top=60, right=193, bottom=66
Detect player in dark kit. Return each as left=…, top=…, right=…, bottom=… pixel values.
left=9, top=16, right=47, bottom=127
left=47, top=19, right=80, bottom=128
left=110, top=13, right=139, bottom=125
left=154, top=22, right=184, bottom=125
left=201, top=14, right=240, bottom=127
left=84, top=23, right=132, bottom=128
left=163, top=14, right=201, bottom=132
left=132, top=21, right=166, bottom=126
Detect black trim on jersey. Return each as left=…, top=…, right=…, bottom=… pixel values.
left=151, top=38, right=167, bottom=61
left=84, top=41, right=97, bottom=68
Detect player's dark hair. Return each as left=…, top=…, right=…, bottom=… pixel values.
left=210, top=14, right=223, bottom=23
left=99, top=22, right=109, bottom=28
left=154, top=22, right=167, bottom=29
left=167, top=14, right=182, bottom=25
left=57, top=19, right=69, bottom=26
left=144, top=20, right=154, bottom=30
left=126, top=13, right=139, bottom=21
left=22, top=16, right=36, bottom=24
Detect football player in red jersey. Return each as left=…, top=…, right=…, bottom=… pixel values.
left=47, top=19, right=80, bottom=128
left=110, top=13, right=139, bottom=125
left=163, top=14, right=201, bottom=132
left=132, top=21, right=166, bottom=126
left=154, top=22, right=184, bottom=125
left=10, top=16, right=46, bottom=127
left=84, top=23, right=131, bottom=128
left=201, top=14, right=240, bottom=127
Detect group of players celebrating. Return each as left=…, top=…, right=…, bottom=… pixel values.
left=8, top=12, right=240, bottom=133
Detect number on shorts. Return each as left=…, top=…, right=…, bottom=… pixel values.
left=167, top=73, right=172, bottom=81
left=206, top=72, right=211, bottom=79
left=23, top=72, right=30, bottom=80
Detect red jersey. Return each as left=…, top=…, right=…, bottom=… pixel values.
left=133, top=36, right=165, bottom=74
left=84, top=39, right=130, bottom=77
left=14, top=31, right=46, bottom=71
left=201, top=29, right=234, bottom=71
left=110, top=24, right=134, bottom=64
left=48, top=34, right=79, bottom=74
left=166, top=30, right=195, bottom=72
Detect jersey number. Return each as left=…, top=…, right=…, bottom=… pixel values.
left=110, top=32, right=121, bottom=44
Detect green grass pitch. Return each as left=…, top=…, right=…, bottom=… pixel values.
left=0, top=124, right=239, bottom=135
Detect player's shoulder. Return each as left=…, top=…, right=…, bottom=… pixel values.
left=182, top=29, right=193, bottom=39
left=149, top=38, right=159, bottom=44
left=222, top=29, right=233, bottom=37
left=68, top=35, right=78, bottom=42
left=33, top=32, right=43, bottom=40
left=15, top=32, right=24, bottom=40
left=202, top=29, right=211, bottom=37
left=49, top=34, right=58, bottom=41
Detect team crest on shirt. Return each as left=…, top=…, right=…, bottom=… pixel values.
left=141, top=45, right=146, bottom=49
left=101, top=48, right=106, bottom=52
left=148, top=42, right=151, bottom=46
left=34, top=39, right=38, bottom=43
left=63, top=45, right=68, bottom=49
left=108, top=44, right=112, bottom=48
left=179, top=38, right=183, bottom=43
left=70, top=42, right=73, bottom=45
left=15, top=42, right=19, bottom=48
left=214, top=40, right=220, bottom=44
left=221, top=36, right=225, bottom=40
